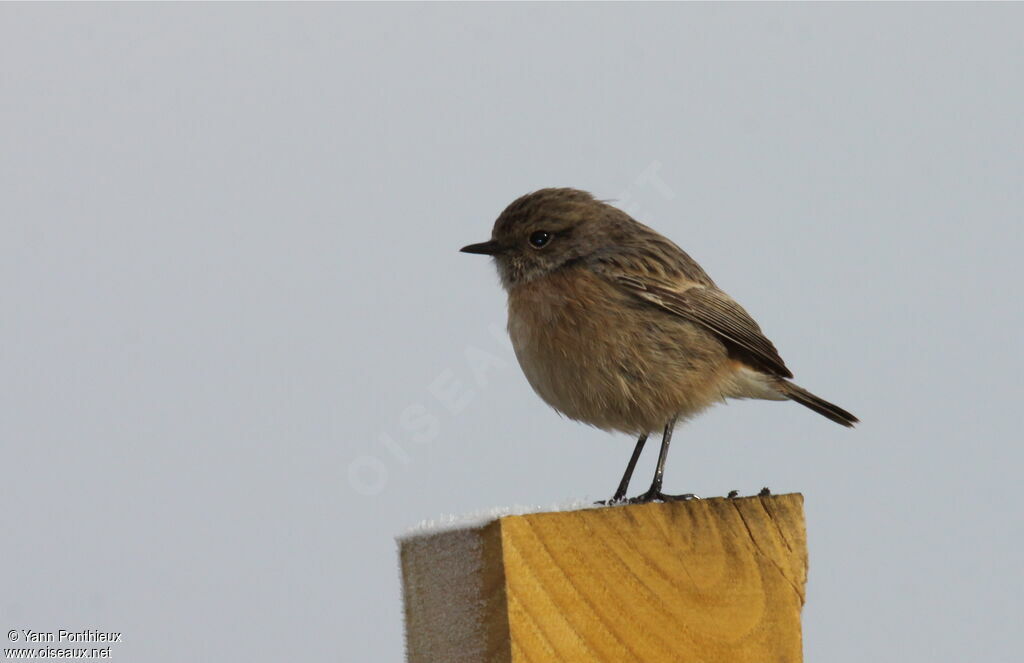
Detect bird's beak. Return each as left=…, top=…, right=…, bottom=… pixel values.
left=459, top=239, right=504, bottom=256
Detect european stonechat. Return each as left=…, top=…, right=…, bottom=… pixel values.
left=461, top=188, right=856, bottom=503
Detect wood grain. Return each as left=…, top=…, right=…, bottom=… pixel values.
left=400, top=494, right=807, bottom=663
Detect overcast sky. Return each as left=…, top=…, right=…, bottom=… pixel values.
left=2, top=4, right=1022, bottom=662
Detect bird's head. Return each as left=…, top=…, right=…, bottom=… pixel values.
left=460, top=188, right=623, bottom=289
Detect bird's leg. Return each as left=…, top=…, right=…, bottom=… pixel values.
left=648, top=418, right=674, bottom=495
left=629, top=417, right=699, bottom=503
left=602, top=433, right=647, bottom=504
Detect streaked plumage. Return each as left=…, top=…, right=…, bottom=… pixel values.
left=461, top=187, right=856, bottom=501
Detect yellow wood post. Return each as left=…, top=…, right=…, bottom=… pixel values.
left=400, top=493, right=808, bottom=663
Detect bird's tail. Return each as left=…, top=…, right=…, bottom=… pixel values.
left=776, top=381, right=858, bottom=427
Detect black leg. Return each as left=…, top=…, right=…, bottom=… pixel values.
left=628, top=417, right=699, bottom=503
left=608, top=434, right=647, bottom=503
left=648, top=417, right=675, bottom=494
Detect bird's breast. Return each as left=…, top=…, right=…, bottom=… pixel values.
left=506, top=268, right=734, bottom=434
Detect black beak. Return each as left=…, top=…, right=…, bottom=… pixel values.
left=459, top=240, right=504, bottom=256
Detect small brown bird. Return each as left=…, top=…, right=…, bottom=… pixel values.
left=461, top=188, right=857, bottom=503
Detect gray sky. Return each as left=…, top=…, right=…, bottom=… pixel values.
left=2, top=4, right=1022, bottom=661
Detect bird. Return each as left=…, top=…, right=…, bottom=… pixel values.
left=460, top=188, right=857, bottom=503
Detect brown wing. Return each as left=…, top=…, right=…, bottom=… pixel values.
left=614, top=274, right=793, bottom=379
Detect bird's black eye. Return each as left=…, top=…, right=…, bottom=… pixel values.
left=528, top=230, right=552, bottom=248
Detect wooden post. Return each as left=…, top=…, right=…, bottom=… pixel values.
left=399, top=493, right=807, bottom=663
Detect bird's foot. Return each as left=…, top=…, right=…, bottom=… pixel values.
left=623, top=489, right=700, bottom=504
left=597, top=486, right=705, bottom=506
left=601, top=489, right=758, bottom=505
left=594, top=490, right=628, bottom=506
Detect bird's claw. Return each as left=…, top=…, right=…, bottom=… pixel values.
left=620, top=490, right=700, bottom=504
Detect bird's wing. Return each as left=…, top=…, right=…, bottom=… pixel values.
left=613, top=274, right=793, bottom=379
